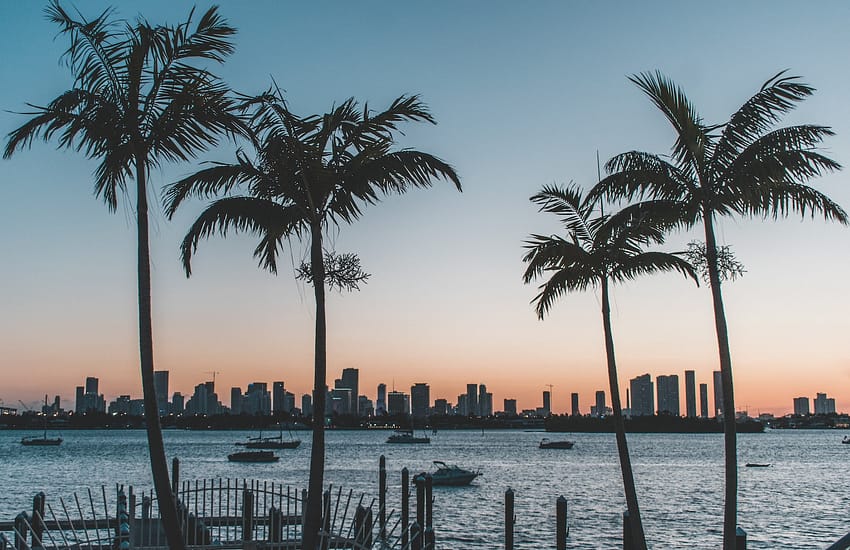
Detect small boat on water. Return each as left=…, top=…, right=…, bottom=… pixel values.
left=539, top=438, right=574, bottom=449
left=842, top=436, right=850, bottom=444
left=745, top=463, right=770, bottom=468
left=236, top=427, right=301, bottom=449
left=227, top=451, right=280, bottom=463
left=386, top=429, right=430, bottom=444
left=21, top=395, right=63, bottom=446
left=430, top=461, right=481, bottom=486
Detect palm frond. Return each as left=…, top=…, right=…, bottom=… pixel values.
left=629, top=71, right=712, bottom=177
left=521, top=234, right=590, bottom=284
left=530, top=266, right=598, bottom=320
left=530, top=184, right=594, bottom=244
left=179, top=196, right=306, bottom=275
left=593, top=151, right=689, bottom=203
left=728, top=178, right=847, bottom=223
left=611, top=251, right=698, bottom=286
left=711, top=72, right=815, bottom=175
left=163, top=156, right=261, bottom=217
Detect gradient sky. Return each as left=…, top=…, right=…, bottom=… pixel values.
left=1, top=1, right=848, bottom=416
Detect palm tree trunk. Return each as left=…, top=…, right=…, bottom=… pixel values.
left=702, top=212, right=737, bottom=550
left=135, top=157, right=185, bottom=550
left=303, top=222, right=327, bottom=550
left=600, top=277, right=647, bottom=550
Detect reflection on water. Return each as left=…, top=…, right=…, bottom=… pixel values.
left=1, top=429, right=848, bottom=548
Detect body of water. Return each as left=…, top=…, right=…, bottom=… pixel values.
left=1, top=428, right=848, bottom=548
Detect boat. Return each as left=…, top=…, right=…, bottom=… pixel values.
left=842, top=436, right=850, bottom=444
left=745, top=463, right=770, bottom=468
left=236, top=426, right=301, bottom=449
left=227, top=451, right=279, bottom=463
left=386, top=429, right=430, bottom=444
left=21, top=395, right=63, bottom=446
left=539, top=438, right=574, bottom=449
left=430, top=461, right=481, bottom=486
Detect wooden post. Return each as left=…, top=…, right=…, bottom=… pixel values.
left=13, top=513, right=28, bottom=550
left=142, top=496, right=151, bottom=520
left=171, top=457, right=180, bottom=496
left=401, top=467, right=410, bottom=549
left=736, top=526, right=747, bottom=549
left=505, top=488, right=514, bottom=550
left=556, top=496, right=567, bottom=550
left=269, top=507, right=282, bottom=542
left=623, top=510, right=634, bottom=550
left=242, top=489, right=254, bottom=542
left=424, top=474, right=434, bottom=549
left=354, top=504, right=373, bottom=547
left=415, top=474, right=426, bottom=550
left=379, top=455, right=387, bottom=541
left=410, top=521, right=421, bottom=550
left=31, top=492, right=45, bottom=547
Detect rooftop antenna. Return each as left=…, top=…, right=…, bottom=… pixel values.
left=205, top=371, right=221, bottom=386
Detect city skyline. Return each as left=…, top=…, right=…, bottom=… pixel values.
left=2, top=2, right=849, bottom=416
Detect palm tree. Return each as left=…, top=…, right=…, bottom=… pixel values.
left=4, top=4, right=244, bottom=548
left=523, top=184, right=696, bottom=550
left=590, top=71, right=847, bottom=548
left=163, top=90, right=461, bottom=548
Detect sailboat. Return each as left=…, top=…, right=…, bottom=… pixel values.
left=21, top=396, right=63, bottom=446
left=236, top=424, right=301, bottom=449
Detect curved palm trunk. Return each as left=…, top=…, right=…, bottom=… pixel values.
left=303, top=222, right=327, bottom=549
left=702, top=212, right=737, bottom=549
left=135, top=158, right=185, bottom=550
left=600, top=277, right=648, bottom=550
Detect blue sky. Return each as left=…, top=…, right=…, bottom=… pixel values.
left=1, top=1, right=848, bottom=414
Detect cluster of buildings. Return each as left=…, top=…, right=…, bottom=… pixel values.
left=11, top=369, right=842, bottom=422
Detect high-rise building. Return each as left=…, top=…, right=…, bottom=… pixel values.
left=241, top=382, right=271, bottom=415
left=154, top=371, right=169, bottom=415
left=185, top=381, right=222, bottom=415
left=793, top=396, right=810, bottom=416
left=330, top=388, right=353, bottom=415
left=272, top=381, right=285, bottom=414
left=230, top=387, right=243, bottom=414
left=301, top=394, right=313, bottom=417
left=656, top=375, right=680, bottom=416
left=503, top=398, right=517, bottom=416
left=433, top=399, right=449, bottom=416
left=713, top=371, right=723, bottom=418
left=75, top=386, right=84, bottom=414
left=629, top=374, right=654, bottom=416
left=684, top=370, right=696, bottom=418
left=410, top=383, right=430, bottom=419
left=466, top=384, right=478, bottom=416
left=76, top=377, right=105, bottom=413
left=387, top=391, right=408, bottom=415
left=542, top=391, right=551, bottom=416
left=457, top=394, right=469, bottom=416
left=699, top=383, right=708, bottom=418
left=376, top=384, right=387, bottom=415
left=172, top=392, right=184, bottom=415
left=479, top=385, right=492, bottom=417
left=340, top=368, right=360, bottom=416
left=85, top=377, right=99, bottom=395
left=595, top=391, right=606, bottom=417
left=571, top=393, right=580, bottom=416
left=814, top=393, right=836, bottom=415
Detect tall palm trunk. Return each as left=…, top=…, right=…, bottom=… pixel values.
left=702, top=211, right=737, bottom=549
left=303, top=221, right=327, bottom=549
left=135, top=156, right=185, bottom=550
left=600, top=277, right=647, bottom=550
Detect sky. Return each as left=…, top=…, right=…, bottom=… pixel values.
left=1, top=1, right=848, bottom=416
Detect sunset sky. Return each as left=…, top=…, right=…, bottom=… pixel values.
left=1, top=1, right=848, bottom=416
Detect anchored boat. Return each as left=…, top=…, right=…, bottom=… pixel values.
left=386, top=429, right=430, bottom=444
left=539, top=438, right=574, bottom=449
left=430, top=461, right=481, bottom=486
left=227, top=451, right=280, bottom=463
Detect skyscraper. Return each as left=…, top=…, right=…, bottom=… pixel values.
left=85, top=377, right=99, bottom=395
left=154, top=371, right=169, bottom=415
left=272, top=381, right=285, bottom=414
left=571, top=393, right=579, bottom=416
left=340, top=368, right=360, bottom=416
left=542, top=391, right=551, bottom=416
left=656, top=375, right=680, bottom=416
left=595, top=390, right=606, bottom=417
left=479, top=384, right=492, bottom=416
left=376, top=383, right=387, bottom=415
left=172, top=392, right=184, bottom=415
left=302, top=394, right=313, bottom=417
left=503, top=398, right=517, bottom=416
left=410, top=383, right=430, bottom=419
left=433, top=399, right=449, bottom=416
left=231, top=387, right=242, bottom=414
left=466, top=384, right=478, bottom=416
left=793, top=397, right=810, bottom=416
left=387, top=391, right=408, bottom=415
left=699, top=383, right=708, bottom=418
left=814, top=393, right=836, bottom=415
left=629, top=374, right=654, bottom=416
left=713, top=371, right=723, bottom=417
left=684, top=370, right=696, bottom=418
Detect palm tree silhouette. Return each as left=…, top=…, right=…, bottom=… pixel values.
left=4, top=4, right=245, bottom=548
left=591, top=71, right=846, bottom=548
left=163, top=90, right=460, bottom=547
left=523, top=183, right=696, bottom=550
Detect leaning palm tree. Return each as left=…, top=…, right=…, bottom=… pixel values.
left=523, top=183, right=697, bottom=550
left=590, top=71, right=846, bottom=549
left=4, top=4, right=244, bottom=548
left=163, top=90, right=461, bottom=548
